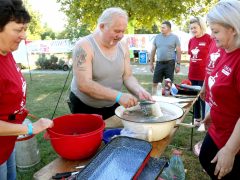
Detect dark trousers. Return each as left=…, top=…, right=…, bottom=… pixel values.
left=69, top=92, right=119, bottom=120
left=199, top=133, right=240, bottom=179
left=153, top=60, right=175, bottom=83
left=190, top=80, right=205, bottom=119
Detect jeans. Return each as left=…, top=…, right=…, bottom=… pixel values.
left=0, top=149, right=17, bottom=180
left=190, top=80, right=205, bottom=119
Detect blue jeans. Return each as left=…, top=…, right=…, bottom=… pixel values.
left=190, top=80, right=205, bottom=119
left=0, top=149, right=17, bottom=180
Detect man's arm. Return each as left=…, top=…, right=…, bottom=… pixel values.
left=122, top=42, right=152, bottom=100
left=175, top=45, right=181, bottom=73
left=149, top=45, right=156, bottom=73
left=176, top=45, right=181, bottom=64
left=73, top=39, right=118, bottom=101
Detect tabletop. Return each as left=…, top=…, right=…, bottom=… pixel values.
left=33, top=94, right=199, bottom=180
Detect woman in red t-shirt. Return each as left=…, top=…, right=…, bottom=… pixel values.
left=199, top=0, right=240, bottom=179
left=188, top=17, right=212, bottom=125
left=0, top=1, right=53, bottom=179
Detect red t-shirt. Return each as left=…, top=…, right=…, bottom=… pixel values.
left=205, top=41, right=225, bottom=102
left=208, top=48, right=240, bottom=149
left=0, top=53, right=27, bottom=165
left=188, top=34, right=212, bottom=80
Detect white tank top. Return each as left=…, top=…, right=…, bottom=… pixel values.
left=71, top=35, right=125, bottom=108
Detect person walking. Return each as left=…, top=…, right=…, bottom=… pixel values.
left=149, top=21, right=181, bottom=93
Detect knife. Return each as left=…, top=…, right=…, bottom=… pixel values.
left=52, top=171, right=79, bottom=179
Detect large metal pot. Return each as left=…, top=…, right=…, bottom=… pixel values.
left=115, top=102, right=185, bottom=142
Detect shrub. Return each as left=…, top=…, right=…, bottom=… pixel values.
left=35, top=55, right=64, bottom=70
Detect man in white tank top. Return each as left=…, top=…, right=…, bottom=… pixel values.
left=69, top=7, right=152, bottom=119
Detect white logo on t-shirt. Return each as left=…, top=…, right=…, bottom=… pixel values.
left=191, top=47, right=200, bottom=59
left=208, top=72, right=219, bottom=107
left=208, top=49, right=220, bottom=68
left=208, top=72, right=218, bottom=90
left=221, top=65, right=231, bottom=76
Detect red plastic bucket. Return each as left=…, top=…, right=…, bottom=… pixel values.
left=46, top=114, right=105, bottom=160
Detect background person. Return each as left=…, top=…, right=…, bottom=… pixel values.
left=188, top=16, right=212, bottom=126
left=0, top=0, right=53, bottom=179
left=69, top=7, right=152, bottom=120
left=149, top=21, right=181, bottom=92
left=199, top=0, right=240, bottom=179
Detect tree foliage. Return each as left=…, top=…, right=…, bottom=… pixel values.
left=57, top=0, right=218, bottom=37
left=23, top=0, right=43, bottom=40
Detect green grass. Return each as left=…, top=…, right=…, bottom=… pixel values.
left=17, top=72, right=209, bottom=180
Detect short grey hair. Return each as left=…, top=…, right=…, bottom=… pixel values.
left=190, top=16, right=207, bottom=35
left=207, top=0, right=240, bottom=47
left=97, top=7, right=128, bottom=26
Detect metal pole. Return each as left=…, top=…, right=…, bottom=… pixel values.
left=26, top=52, right=33, bottom=81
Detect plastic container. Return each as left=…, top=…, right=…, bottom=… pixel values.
left=46, top=114, right=105, bottom=160
left=77, top=136, right=152, bottom=180
left=157, top=83, right=163, bottom=96
left=160, top=150, right=185, bottom=180
left=103, top=128, right=122, bottom=144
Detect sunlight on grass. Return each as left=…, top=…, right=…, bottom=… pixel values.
left=35, top=93, right=51, bottom=101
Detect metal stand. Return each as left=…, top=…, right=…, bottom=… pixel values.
left=189, top=108, right=194, bottom=151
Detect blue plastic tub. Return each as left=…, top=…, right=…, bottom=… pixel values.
left=103, top=128, right=122, bottom=144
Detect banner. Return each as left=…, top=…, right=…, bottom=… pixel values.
left=26, top=39, right=74, bottom=54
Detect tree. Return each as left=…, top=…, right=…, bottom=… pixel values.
left=40, top=24, right=56, bottom=40
left=23, top=0, right=43, bottom=40
left=57, top=0, right=218, bottom=36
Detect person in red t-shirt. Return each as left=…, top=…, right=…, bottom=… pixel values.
left=200, top=41, right=225, bottom=112
left=188, top=16, right=212, bottom=126
left=0, top=0, right=53, bottom=179
left=199, top=0, right=240, bottom=179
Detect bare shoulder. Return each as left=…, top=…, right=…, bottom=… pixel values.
left=72, top=37, right=93, bottom=64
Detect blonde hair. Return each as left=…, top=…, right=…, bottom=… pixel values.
left=207, top=0, right=240, bottom=47
left=97, top=7, right=128, bottom=26
left=189, top=16, right=207, bottom=35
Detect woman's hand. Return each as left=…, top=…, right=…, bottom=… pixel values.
left=200, top=83, right=206, bottom=101
left=202, top=113, right=212, bottom=130
left=32, top=118, right=54, bottom=134
left=211, top=146, right=235, bottom=179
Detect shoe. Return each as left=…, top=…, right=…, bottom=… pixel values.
left=193, top=140, right=203, bottom=157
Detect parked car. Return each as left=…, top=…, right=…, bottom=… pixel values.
left=62, top=60, right=72, bottom=71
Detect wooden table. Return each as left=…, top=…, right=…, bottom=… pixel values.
left=34, top=95, right=198, bottom=180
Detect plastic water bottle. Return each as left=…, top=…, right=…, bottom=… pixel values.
left=170, top=83, right=178, bottom=96
left=159, top=150, right=185, bottom=180
left=156, top=83, right=162, bottom=96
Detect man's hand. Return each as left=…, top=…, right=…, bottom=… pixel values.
left=138, top=89, right=153, bottom=101
left=118, top=93, right=138, bottom=108
left=175, top=64, right=180, bottom=73
left=150, top=63, right=155, bottom=73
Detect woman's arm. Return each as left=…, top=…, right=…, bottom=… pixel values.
left=212, top=117, right=240, bottom=179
